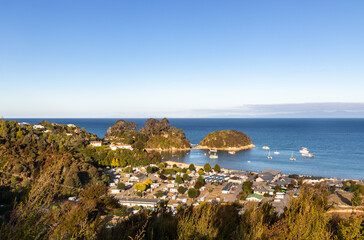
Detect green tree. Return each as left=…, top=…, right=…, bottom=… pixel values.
left=197, top=175, right=204, bottom=184
left=183, top=173, right=190, bottom=181
left=213, top=164, right=221, bottom=172
left=204, top=163, right=211, bottom=172
left=352, top=191, right=363, bottom=206
left=178, top=186, right=186, bottom=194
left=198, top=169, right=205, bottom=176
left=189, top=164, right=196, bottom=171
left=146, top=166, right=152, bottom=173
left=117, top=182, right=126, bottom=190
left=188, top=188, right=198, bottom=199
left=175, top=174, right=183, bottom=185
left=154, top=190, right=164, bottom=198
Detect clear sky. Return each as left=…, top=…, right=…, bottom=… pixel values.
left=1, top=1, right=364, bottom=117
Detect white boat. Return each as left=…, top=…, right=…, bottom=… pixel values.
left=262, top=146, right=270, bottom=150
left=209, top=149, right=217, bottom=153
left=299, top=147, right=309, bottom=154
left=210, top=152, right=218, bottom=159
left=289, top=152, right=296, bottom=161
left=302, top=152, right=314, bottom=158
left=273, top=151, right=280, bottom=155
left=228, top=151, right=236, bottom=155
left=267, top=150, right=273, bottom=159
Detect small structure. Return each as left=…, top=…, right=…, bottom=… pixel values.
left=110, top=144, right=133, bottom=151
left=111, top=189, right=121, bottom=194
left=246, top=194, right=262, bottom=202
left=117, top=197, right=160, bottom=208
left=129, top=173, right=146, bottom=182
left=33, top=125, right=44, bottom=129
left=222, top=182, right=233, bottom=194
left=90, top=141, right=102, bottom=147
left=228, top=176, right=244, bottom=184
left=67, top=124, right=76, bottom=128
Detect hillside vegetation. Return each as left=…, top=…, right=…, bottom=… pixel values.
left=107, top=118, right=190, bottom=150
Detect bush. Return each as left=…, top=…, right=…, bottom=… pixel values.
left=178, top=186, right=186, bottom=194
left=204, top=163, right=211, bottom=172
left=189, top=164, right=195, bottom=171
left=213, top=164, right=221, bottom=172
left=188, top=188, right=198, bottom=199
left=117, top=182, right=126, bottom=190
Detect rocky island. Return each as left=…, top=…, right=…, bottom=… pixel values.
left=195, top=130, right=255, bottom=151
left=106, top=118, right=191, bottom=151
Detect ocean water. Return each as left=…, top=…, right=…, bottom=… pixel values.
left=9, top=118, right=364, bottom=180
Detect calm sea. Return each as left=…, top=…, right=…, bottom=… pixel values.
left=9, top=118, right=364, bottom=180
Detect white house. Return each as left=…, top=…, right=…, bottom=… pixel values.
left=170, top=188, right=178, bottom=193
left=33, top=125, right=44, bottom=129
left=90, top=141, right=102, bottom=147
left=111, top=189, right=121, bottom=194
left=110, top=144, right=133, bottom=151
left=67, top=124, right=76, bottom=128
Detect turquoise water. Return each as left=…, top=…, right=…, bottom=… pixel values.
left=9, top=118, right=364, bottom=180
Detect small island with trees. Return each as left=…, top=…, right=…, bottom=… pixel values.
left=106, top=118, right=191, bottom=151
left=195, top=130, right=255, bottom=151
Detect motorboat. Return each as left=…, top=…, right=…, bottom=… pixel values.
left=299, top=147, right=309, bottom=154
left=274, top=151, right=280, bottom=155
left=210, top=154, right=218, bottom=159
left=302, top=152, right=314, bottom=158
left=228, top=151, right=236, bottom=155
left=262, top=146, right=270, bottom=150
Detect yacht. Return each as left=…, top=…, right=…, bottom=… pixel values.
left=289, top=152, right=296, bottom=161
left=267, top=150, right=273, bottom=159
left=302, top=152, right=314, bottom=158
left=273, top=151, right=280, bottom=155
left=228, top=151, right=236, bottom=155
left=262, top=146, right=270, bottom=150
left=210, top=152, right=218, bottom=159
left=299, top=147, right=309, bottom=154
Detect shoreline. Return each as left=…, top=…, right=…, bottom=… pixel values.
left=192, top=144, right=255, bottom=151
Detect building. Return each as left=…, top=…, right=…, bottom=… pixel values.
left=110, top=144, right=133, bottom=151
left=67, top=124, right=76, bottom=128
left=246, top=194, right=263, bottom=202
left=222, top=182, right=233, bottom=194
left=117, top=197, right=160, bottom=208
left=33, top=125, right=44, bottom=129
left=228, top=176, right=244, bottom=184
left=90, top=141, right=102, bottom=147
left=129, top=173, right=146, bottom=182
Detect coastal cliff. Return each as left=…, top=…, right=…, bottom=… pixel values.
left=196, top=130, right=254, bottom=151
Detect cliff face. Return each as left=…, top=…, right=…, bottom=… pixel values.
left=199, top=130, right=253, bottom=149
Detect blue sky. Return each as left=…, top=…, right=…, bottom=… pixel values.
left=1, top=1, right=364, bottom=117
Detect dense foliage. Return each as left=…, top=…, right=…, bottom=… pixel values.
left=199, top=130, right=252, bottom=148
left=106, top=118, right=191, bottom=150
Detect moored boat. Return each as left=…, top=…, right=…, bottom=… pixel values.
left=262, top=146, right=270, bottom=150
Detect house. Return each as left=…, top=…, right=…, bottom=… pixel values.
left=111, top=189, right=121, bottom=194
left=67, top=124, right=76, bottom=128
left=117, top=197, right=160, bottom=208
left=246, top=194, right=263, bottom=202
left=90, top=141, right=102, bottom=147
left=254, top=188, right=269, bottom=196
left=261, top=169, right=282, bottom=181
left=33, top=125, right=44, bottom=129
left=229, top=176, right=244, bottom=184
left=129, top=173, right=146, bottom=182
left=222, top=183, right=233, bottom=194
left=110, top=144, right=133, bottom=151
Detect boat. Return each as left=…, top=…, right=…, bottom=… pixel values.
left=267, top=150, right=273, bottom=159
left=289, top=152, right=296, bottom=161
left=273, top=151, right=280, bottom=155
left=299, top=147, right=309, bottom=154
left=209, top=149, right=217, bottom=153
left=210, top=154, right=218, bottom=159
left=228, top=151, right=236, bottom=155
left=247, top=161, right=251, bottom=163
left=302, top=152, right=314, bottom=158
left=262, top=146, right=270, bottom=150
